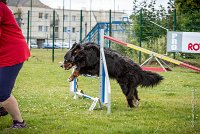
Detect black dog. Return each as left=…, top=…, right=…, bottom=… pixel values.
left=63, top=42, right=163, bottom=108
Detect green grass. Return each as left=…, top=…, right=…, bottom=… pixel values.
left=0, top=49, right=199, bottom=134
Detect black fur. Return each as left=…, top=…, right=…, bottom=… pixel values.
left=63, top=42, right=163, bottom=108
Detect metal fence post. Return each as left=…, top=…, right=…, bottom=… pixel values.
left=109, top=10, right=112, bottom=48
left=80, top=10, right=83, bottom=43
left=173, top=9, right=176, bottom=59
left=27, top=10, right=30, bottom=45
left=139, top=9, right=143, bottom=64
left=52, top=10, right=55, bottom=63
left=62, top=0, right=65, bottom=50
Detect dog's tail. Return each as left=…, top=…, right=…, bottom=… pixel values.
left=140, top=71, right=163, bottom=87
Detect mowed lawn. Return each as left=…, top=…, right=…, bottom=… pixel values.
left=0, top=49, right=199, bottom=134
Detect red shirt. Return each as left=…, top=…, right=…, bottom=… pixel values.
left=0, top=2, right=30, bottom=67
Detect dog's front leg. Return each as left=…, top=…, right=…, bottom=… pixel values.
left=67, top=66, right=80, bottom=82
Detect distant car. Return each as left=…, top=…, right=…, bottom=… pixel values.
left=30, top=44, right=38, bottom=48
left=56, top=42, right=70, bottom=49
left=42, top=42, right=61, bottom=49
left=30, top=42, right=38, bottom=48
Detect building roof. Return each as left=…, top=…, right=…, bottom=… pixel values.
left=7, top=0, right=51, bottom=8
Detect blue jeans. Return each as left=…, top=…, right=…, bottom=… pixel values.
left=0, top=63, right=23, bottom=102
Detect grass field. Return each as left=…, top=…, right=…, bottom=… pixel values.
left=0, top=49, right=199, bottom=134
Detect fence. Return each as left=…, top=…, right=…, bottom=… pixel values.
left=10, top=5, right=200, bottom=63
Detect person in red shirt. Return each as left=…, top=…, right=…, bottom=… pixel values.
left=0, top=0, right=30, bottom=128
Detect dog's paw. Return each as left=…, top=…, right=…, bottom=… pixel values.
left=67, top=77, right=74, bottom=82
left=133, top=99, right=140, bottom=107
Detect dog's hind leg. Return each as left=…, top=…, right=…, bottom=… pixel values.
left=126, top=89, right=135, bottom=108
left=132, top=88, right=140, bottom=107
left=126, top=83, right=140, bottom=108
left=118, top=83, right=134, bottom=108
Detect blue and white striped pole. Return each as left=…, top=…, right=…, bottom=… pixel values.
left=100, top=29, right=111, bottom=114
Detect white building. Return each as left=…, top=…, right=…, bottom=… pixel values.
left=8, top=0, right=129, bottom=48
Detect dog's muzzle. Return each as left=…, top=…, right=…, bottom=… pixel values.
left=63, top=62, right=74, bottom=70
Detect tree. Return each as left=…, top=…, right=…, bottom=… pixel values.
left=175, top=0, right=200, bottom=13
left=175, top=0, right=200, bottom=32
left=130, top=0, right=169, bottom=42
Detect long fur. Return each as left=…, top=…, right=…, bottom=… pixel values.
left=63, top=42, right=163, bottom=108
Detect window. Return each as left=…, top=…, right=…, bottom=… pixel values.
left=39, top=13, right=43, bottom=19
left=64, top=15, right=68, bottom=21
left=72, top=15, right=76, bottom=21
left=64, top=27, right=68, bottom=32
left=55, top=27, right=58, bottom=32
left=44, top=26, right=48, bottom=32
left=44, top=13, right=48, bottom=19
left=72, top=27, right=75, bottom=33
left=38, top=26, right=43, bottom=31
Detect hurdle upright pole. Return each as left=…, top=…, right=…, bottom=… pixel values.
left=100, top=29, right=111, bottom=114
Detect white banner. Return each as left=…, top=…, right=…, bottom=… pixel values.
left=167, top=31, right=200, bottom=53
left=182, top=32, right=200, bottom=53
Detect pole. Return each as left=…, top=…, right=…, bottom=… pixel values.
left=52, top=10, right=55, bottom=63
left=114, top=0, right=115, bottom=20
left=90, top=0, right=92, bottom=31
left=30, top=0, right=32, bottom=48
left=85, top=22, right=87, bottom=38
left=62, top=0, right=65, bottom=50
left=173, top=9, right=176, bottom=59
left=27, top=10, right=30, bottom=44
left=80, top=10, right=83, bottom=43
left=139, top=9, right=142, bottom=64
left=69, top=0, right=71, bottom=48
left=100, top=29, right=111, bottom=114
left=109, top=10, right=112, bottom=48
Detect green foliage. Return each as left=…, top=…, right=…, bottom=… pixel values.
left=0, top=49, right=200, bottom=134
left=115, top=0, right=169, bottom=61
left=175, top=0, right=200, bottom=13
left=174, top=0, right=200, bottom=32
left=130, top=0, right=168, bottom=42
left=111, top=42, right=138, bottom=61
left=175, top=0, right=200, bottom=32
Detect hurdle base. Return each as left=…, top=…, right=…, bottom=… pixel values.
left=74, top=91, right=102, bottom=111
left=89, top=98, right=102, bottom=111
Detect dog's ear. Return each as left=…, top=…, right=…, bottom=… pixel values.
left=71, top=44, right=82, bottom=56
left=71, top=42, right=78, bottom=50
left=64, top=50, right=72, bottom=62
left=71, top=42, right=82, bottom=51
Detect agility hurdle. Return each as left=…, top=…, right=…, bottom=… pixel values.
left=104, top=36, right=200, bottom=73
left=69, top=29, right=111, bottom=113
left=70, top=76, right=102, bottom=111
